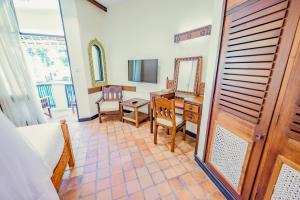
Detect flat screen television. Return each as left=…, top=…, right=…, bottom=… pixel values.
left=128, top=59, right=158, bottom=83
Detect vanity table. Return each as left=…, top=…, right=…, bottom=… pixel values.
left=150, top=56, right=204, bottom=154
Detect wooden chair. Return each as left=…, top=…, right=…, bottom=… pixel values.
left=41, top=97, right=52, bottom=118
left=96, top=86, right=123, bottom=123
left=153, top=97, right=186, bottom=152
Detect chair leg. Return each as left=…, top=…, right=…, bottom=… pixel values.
left=171, top=127, right=176, bottom=152
left=183, top=125, right=186, bottom=141
left=154, top=123, right=158, bottom=144
left=99, top=113, right=102, bottom=123
left=167, top=128, right=170, bottom=135
left=48, top=108, right=52, bottom=118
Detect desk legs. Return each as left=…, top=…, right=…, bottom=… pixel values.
left=135, top=108, right=139, bottom=128
left=194, top=123, right=200, bottom=155
left=150, top=108, right=153, bottom=133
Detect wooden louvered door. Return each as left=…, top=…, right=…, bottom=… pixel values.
left=252, top=21, right=300, bottom=199
left=205, top=0, right=300, bottom=199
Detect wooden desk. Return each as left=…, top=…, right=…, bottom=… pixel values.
left=150, top=91, right=203, bottom=154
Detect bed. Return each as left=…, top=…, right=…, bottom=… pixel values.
left=17, top=120, right=75, bottom=190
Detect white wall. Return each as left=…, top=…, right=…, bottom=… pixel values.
left=196, top=0, right=225, bottom=160
left=60, top=0, right=110, bottom=118
left=102, top=0, right=213, bottom=100
left=60, top=0, right=92, bottom=118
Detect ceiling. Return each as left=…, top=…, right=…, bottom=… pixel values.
left=95, top=0, right=125, bottom=7
left=13, top=0, right=60, bottom=10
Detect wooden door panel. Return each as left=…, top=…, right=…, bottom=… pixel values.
left=265, top=155, right=300, bottom=199
left=207, top=111, right=254, bottom=194
left=253, top=39, right=300, bottom=198
left=206, top=0, right=300, bottom=199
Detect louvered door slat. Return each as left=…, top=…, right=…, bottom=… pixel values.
left=228, top=30, right=282, bottom=46
left=230, top=1, right=288, bottom=27
left=224, top=63, right=273, bottom=69
left=229, top=20, right=284, bottom=40
left=220, top=95, right=262, bottom=111
left=290, top=123, right=300, bottom=133
left=288, top=103, right=300, bottom=139
left=225, top=55, right=275, bottom=63
left=226, top=47, right=277, bottom=57
left=220, top=90, right=264, bottom=105
left=230, top=10, right=286, bottom=34
left=231, top=0, right=285, bottom=21
left=292, top=115, right=300, bottom=124
left=223, top=69, right=271, bottom=76
left=219, top=105, right=259, bottom=124
left=222, top=79, right=268, bottom=91
left=219, top=100, right=260, bottom=117
left=221, top=85, right=265, bottom=98
left=223, top=74, right=269, bottom=84
left=227, top=38, right=279, bottom=51
left=296, top=107, right=300, bottom=114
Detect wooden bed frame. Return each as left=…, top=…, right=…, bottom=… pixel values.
left=51, top=120, right=75, bottom=191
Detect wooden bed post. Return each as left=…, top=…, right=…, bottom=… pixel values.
left=60, top=120, right=75, bottom=167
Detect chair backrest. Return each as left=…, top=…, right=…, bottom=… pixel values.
left=40, top=97, right=49, bottom=109
left=153, top=97, right=176, bottom=125
left=102, top=86, right=123, bottom=101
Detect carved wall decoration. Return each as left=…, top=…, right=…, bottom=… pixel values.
left=174, top=25, right=211, bottom=43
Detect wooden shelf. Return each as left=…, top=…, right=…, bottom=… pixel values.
left=123, top=111, right=149, bottom=124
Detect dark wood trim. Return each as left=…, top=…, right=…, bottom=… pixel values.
left=174, top=25, right=211, bottom=43
left=88, top=85, right=136, bottom=94
left=87, top=0, right=108, bottom=12
left=111, top=85, right=137, bottom=92
left=88, top=86, right=102, bottom=94
left=78, top=113, right=98, bottom=122
left=195, top=156, right=236, bottom=200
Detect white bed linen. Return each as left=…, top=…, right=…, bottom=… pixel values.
left=17, top=123, right=65, bottom=170
left=0, top=112, right=59, bottom=200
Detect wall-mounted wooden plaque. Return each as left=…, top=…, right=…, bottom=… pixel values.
left=174, top=25, right=212, bottom=43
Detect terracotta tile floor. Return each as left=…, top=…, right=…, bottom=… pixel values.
left=59, top=118, right=225, bottom=200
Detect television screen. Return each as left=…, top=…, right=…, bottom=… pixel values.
left=128, top=59, right=158, bottom=83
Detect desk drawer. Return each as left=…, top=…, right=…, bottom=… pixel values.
left=184, top=111, right=199, bottom=123
left=184, top=103, right=199, bottom=113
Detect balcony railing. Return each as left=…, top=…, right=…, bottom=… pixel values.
left=36, top=83, right=75, bottom=109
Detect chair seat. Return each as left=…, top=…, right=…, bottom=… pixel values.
left=100, top=101, right=120, bottom=112
left=156, top=114, right=184, bottom=127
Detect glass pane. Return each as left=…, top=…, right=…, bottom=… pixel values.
left=92, top=45, right=103, bottom=81
left=177, top=60, right=197, bottom=92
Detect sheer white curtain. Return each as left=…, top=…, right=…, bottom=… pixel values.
left=0, top=0, right=46, bottom=126
left=0, top=111, right=59, bottom=200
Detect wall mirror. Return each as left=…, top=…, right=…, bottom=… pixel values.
left=174, top=56, right=202, bottom=95
left=88, top=38, right=108, bottom=87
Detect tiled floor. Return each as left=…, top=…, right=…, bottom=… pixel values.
left=59, top=117, right=225, bottom=200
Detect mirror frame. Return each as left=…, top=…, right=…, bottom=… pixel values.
left=174, top=56, right=202, bottom=95
left=88, top=38, right=108, bottom=87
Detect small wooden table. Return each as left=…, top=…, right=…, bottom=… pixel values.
left=121, top=98, right=150, bottom=128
